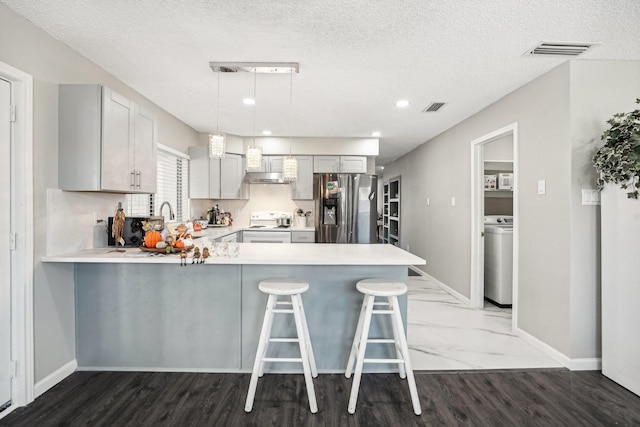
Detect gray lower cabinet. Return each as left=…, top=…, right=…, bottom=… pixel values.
left=291, top=230, right=315, bottom=243
left=76, top=264, right=241, bottom=369
left=189, top=146, right=248, bottom=199
left=59, top=84, right=157, bottom=193
left=74, top=263, right=407, bottom=372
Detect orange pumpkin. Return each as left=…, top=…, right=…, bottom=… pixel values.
left=174, top=240, right=185, bottom=249
left=144, top=231, right=162, bottom=248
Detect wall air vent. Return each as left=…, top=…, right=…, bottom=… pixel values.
left=527, top=41, right=597, bottom=56
left=421, top=102, right=447, bottom=113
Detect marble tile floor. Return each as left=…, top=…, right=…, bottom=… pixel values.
left=407, top=274, right=562, bottom=371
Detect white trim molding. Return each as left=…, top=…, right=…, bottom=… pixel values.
left=516, top=327, right=601, bottom=371
left=420, top=271, right=472, bottom=307
left=470, top=122, right=519, bottom=333
left=0, top=60, right=34, bottom=414
left=34, top=360, right=77, bottom=399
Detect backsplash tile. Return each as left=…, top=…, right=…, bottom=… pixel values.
left=47, top=189, right=126, bottom=255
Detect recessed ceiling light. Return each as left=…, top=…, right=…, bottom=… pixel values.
left=371, top=131, right=381, bottom=137
left=396, top=100, right=409, bottom=108
left=243, top=98, right=255, bottom=105
left=262, top=130, right=272, bottom=135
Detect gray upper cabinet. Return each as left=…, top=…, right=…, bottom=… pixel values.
left=340, top=156, right=368, bottom=173
left=132, top=105, right=157, bottom=193
left=291, top=156, right=313, bottom=200
left=189, top=147, right=248, bottom=199
left=313, top=156, right=340, bottom=173
left=313, top=155, right=367, bottom=173
left=256, top=156, right=284, bottom=172
left=59, top=85, right=157, bottom=193
left=220, top=154, right=247, bottom=199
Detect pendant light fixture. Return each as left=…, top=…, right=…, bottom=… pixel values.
left=209, top=71, right=226, bottom=158
left=282, top=69, right=298, bottom=181
left=246, top=71, right=262, bottom=170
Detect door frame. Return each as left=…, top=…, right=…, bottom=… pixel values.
left=470, top=122, right=519, bottom=333
left=0, top=61, right=34, bottom=415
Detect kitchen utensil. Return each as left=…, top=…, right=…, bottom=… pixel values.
left=276, top=216, right=292, bottom=227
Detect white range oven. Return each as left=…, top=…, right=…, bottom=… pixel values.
left=243, top=211, right=292, bottom=243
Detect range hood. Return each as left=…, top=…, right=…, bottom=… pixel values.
left=245, top=172, right=287, bottom=184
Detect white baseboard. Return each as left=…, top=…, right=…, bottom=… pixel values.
left=568, top=357, right=602, bottom=371
left=414, top=270, right=601, bottom=371
left=419, top=271, right=472, bottom=306
left=516, top=328, right=601, bottom=371
left=34, top=359, right=77, bottom=398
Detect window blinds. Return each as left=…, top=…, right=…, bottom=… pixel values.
left=126, top=146, right=189, bottom=222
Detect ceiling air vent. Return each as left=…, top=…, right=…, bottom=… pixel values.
left=527, top=41, right=597, bottom=56
left=422, top=102, right=446, bottom=113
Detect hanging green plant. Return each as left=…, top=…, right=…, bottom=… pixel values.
left=593, top=98, right=640, bottom=199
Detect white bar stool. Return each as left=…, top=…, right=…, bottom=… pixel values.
left=345, top=279, right=421, bottom=415
left=245, top=278, right=318, bottom=413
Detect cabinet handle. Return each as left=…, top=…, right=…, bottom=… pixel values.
left=136, top=171, right=141, bottom=189
left=130, top=171, right=136, bottom=188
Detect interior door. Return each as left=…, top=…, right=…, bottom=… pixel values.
left=0, top=77, right=12, bottom=409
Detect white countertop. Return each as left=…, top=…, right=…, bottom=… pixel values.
left=191, top=225, right=315, bottom=240
left=42, top=243, right=426, bottom=266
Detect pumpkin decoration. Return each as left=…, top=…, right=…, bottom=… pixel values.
left=144, top=230, right=162, bottom=248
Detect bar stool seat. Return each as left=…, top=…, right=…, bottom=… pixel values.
left=345, top=278, right=421, bottom=415
left=245, top=278, right=318, bottom=413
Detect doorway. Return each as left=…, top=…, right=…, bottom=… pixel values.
left=0, top=61, right=34, bottom=417
left=470, top=123, right=519, bottom=333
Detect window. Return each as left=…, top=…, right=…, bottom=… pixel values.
left=127, top=145, right=190, bottom=221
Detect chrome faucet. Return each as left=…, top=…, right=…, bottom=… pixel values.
left=159, top=201, right=175, bottom=221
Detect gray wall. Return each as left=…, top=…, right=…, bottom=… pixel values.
left=0, top=3, right=199, bottom=382
left=568, top=61, right=640, bottom=359
left=383, top=60, right=640, bottom=360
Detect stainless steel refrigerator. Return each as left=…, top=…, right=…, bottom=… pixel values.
left=314, top=173, right=378, bottom=243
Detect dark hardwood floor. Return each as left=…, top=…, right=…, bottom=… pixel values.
left=1, top=369, right=639, bottom=426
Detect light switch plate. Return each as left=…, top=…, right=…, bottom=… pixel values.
left=538, top=180, right=546, bottom=195
left=451, top=196, right=456, bottom=206
left=582, top=189, right=601, bottom=205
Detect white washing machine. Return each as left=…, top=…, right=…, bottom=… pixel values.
left=484, top=215, right=513, bottom=307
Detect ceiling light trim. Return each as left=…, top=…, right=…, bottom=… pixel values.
left=210, top=62, right=300, bottom=74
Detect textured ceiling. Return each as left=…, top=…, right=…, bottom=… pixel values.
left=2, top=0, right=640, bottom=164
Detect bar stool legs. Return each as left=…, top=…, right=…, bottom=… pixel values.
left=245, top=279, right=317, bottom=413
left=345, top=279, right=421, bottom=415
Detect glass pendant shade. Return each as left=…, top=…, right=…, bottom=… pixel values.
left=208, top=132, right=226, bottom=158
left=283, top=156, right=298, bottom=181
left=246, top=145, right=263, bottom=170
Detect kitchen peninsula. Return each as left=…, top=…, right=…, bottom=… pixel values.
left=43, top=243, right=425, bottom=373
